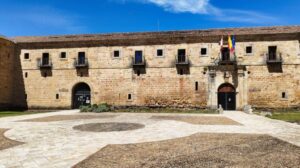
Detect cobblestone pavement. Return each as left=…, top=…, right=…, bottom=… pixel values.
left=0, top=110, right=299, bottom=168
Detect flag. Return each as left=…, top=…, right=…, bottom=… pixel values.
left=228, top=35, right=233, bottom=52
left=231, top=35, right=236, bottom=52
left=219, top=36, right=223, bottom=51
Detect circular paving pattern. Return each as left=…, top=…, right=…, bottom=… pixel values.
left=73, top=122, right=145, bottom=132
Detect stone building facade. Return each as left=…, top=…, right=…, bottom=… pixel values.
left=1, top=26, right=300, bottom=110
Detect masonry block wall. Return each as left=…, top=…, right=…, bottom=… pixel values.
left=0, top=37, right=15, bottom=108
left=3, top=26, right=300, bottom=109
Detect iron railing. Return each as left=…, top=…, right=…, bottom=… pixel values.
left=74, top=58, right=89, bottom=68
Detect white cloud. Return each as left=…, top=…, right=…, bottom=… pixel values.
left=128, top=0, right=278, bottom=23
left=0, top=5, right=86, bottom=34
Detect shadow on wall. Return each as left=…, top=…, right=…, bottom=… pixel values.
left=267, top=65, right=283, bottom=73
left=13, top=47, right=28, bottom=110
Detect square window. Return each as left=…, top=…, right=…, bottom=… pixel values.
left=157, top=49, right=163, bottom=56
left=282, top=92, right=287, bottom=99
left=24, top=53, right=29, bottom=59
left=246, top=46, right=253, bottom=54
left=114, top=50, right=120, bottom=57
left=60, top=52, right=66, bottom=58
left=201, top=48, right=207, bottom=56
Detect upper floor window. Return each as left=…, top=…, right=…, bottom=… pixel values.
left=24, top=53, right=29, bottom=59
left=178, top=49, right=186, bottom=56
left=177, top=49, right=186, bottom=63
left=134, top=51, right=143, bottom=64
left=113, top=50, right=120, bottom=58
left=268, top=46, right=277, bottom=60
left=78, top=52, right=86, bottom=64
left=246, top=46, right=253, bottom=55
left=200, top=48, right=208, bottom=56
left=157, top=49, right=163, bottom=57
left=42, top=53, right=50, bottom=65
left=298, top=41, right=300, bottom=56
left=60, top=52, right=67, bottom=59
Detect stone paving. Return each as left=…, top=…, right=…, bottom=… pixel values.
left=0, top=110, right=299, bottom=168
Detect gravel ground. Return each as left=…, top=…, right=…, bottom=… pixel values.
left=151, top=116, right=241, bottom=125
left=74, top=133, right=300, bottom=168
left=0, top=129, right=23, bottom=151
left=73, top=122, right=145, bottom=132
left=19, top=114, right=117, bottom=122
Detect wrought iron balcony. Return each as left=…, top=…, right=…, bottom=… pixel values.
left=218, top=55, right=237, bottom=65
left=74, top=58, right=89, bottom=68
left=266, top=53, right=282, bottom=64
left=175, top=55, right=189, bottom=66
left=38, top=59, right=52, bottom=69
left=132, top=56, right=146, bottom=67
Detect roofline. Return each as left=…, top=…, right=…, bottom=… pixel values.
left=0, top=35, right=15, bottom=43
left=11, top=25, right=300, bottom=39
left=10, top=25, right=300, bottom=49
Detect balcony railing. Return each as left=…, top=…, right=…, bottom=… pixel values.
left=132, top=56, right=146, bottom=67
left=218, top=55, right=237, bottom=65
left=74, top=58, right=89, bottom=68
left=38, top=59, right=52, bottom=69
left=175, top=55, right=189, bottom=65
left=266, top=53, right=282, bottom=64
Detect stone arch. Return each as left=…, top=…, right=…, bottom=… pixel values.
left=72, top=82, right=91, bottom=109
left=217, top=83, right=236, bottom=110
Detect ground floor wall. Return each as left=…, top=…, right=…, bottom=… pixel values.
left=19, top=67, right=208, bottom=109
left=14, top=64, right=300, bottom=110
left=247, top=65, right=300, bottom=109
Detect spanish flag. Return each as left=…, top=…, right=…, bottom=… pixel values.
left=228, top=35, right=236, bottom=53
left=228, top=35, right=233, bottom=52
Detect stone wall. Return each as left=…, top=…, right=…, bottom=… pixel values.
left=0, top=37, right=15, bottom=108
left=13, top=37, right=300, bottom=109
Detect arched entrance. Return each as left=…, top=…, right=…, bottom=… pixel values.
left=218, top=83, right=236, bottom=110
left=72, top=82, right=91, bottom=109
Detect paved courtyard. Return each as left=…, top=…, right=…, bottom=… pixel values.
left=0, top=110, right=299, bottom=167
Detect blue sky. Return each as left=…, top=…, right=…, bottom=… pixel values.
left=1, top=0, right=299, bottom=37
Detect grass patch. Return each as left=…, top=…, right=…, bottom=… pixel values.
left=112, top=107, right=218, bottom=114
left=266, top=112, right=300, bottom=124
left=0, top=111, right=42, bottom=118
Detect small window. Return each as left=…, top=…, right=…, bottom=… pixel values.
left=24, top=53, right=29, bottom=59
left=113, top=50, right=120, bottom=57
left=128, top=94, right=132, bottom=100
left=157, top=49, right=163, bottom=57
left=195, top=82, right=198, bottom=91
left=200, top=48, right=207, bottom=56
left=60, top=52, right=66, bottom=59
left=282, top=92, right=287, bottom=99
left=56, top=94, right=59, bottom=99
left=25, top=72, right=28, bottom=78
left=246, top=46, right=253, bottom=54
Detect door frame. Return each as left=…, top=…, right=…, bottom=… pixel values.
left=72, top=82, right=91, bottom=109
left=217, top=83, right=236, bottom=110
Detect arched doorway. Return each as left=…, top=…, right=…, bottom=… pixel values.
left=72, top=82, right=91, bottom=109
left=218, top=83, right=236, bottom=110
